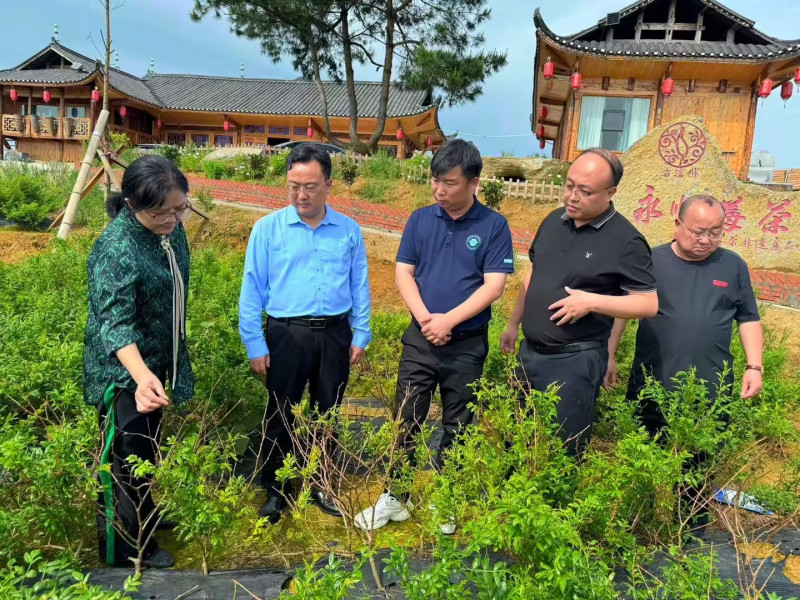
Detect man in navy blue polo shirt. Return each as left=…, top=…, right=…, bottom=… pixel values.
left=355, top=139, right=514, bottom=533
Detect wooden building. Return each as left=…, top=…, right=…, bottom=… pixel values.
left=532, top=0, right=800, bottom=180
left=0, top=40, right=445, bottom=163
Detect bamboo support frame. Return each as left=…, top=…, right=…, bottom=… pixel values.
left=57, top=109, right=109, bottom=240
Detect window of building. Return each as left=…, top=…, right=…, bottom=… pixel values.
left=66, top=106, right=87, bottom=118
left=577, top=96, right=651, bottom=152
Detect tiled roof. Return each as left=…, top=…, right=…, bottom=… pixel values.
left=143, top=74, right=432, bottom=117
left=534, top=4, right=800, bottom=61
left=0, top=68, right=93, bottom=84
left=2, top=42, right=434, bottom=118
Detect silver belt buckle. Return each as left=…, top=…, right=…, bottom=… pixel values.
left=308, top=318, right=326, bottom=329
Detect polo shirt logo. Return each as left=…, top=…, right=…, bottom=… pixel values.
left=713, top=280, right=728, bottom=288
left=466, top=234, right=482, bottom=251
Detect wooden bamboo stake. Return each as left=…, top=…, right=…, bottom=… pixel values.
left=96, top=149, right=121, bottom=191
left=57, top=109, right=109, bottom=240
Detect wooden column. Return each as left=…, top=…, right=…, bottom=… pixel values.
left=739, top=83, right=760, bottom=180
left=58, top=87, right=65, bottom=142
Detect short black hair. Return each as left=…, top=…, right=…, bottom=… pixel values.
left=579, top=148, right=624, bottom=187
left=431, top=139, right=482, bottom=180
left=286, top=143, right=333, bottom=179
left=106, top=154, right=189, bottom=218
left=678, top=194, right=725, bottom=221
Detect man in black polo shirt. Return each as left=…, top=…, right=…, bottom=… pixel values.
left=355, top=139, right=514, bottom=533
left=605, top=194, right=763, bottom=434
left=500, top=148, right=657, bottom=455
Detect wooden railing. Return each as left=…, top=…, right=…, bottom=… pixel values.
left=482, top=176, right=564, bottom=204
left=1, top=115, right=91, bottom=140
left=110, top=126, right=157, bottom=147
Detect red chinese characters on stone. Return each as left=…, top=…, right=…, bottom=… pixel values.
left=670, top=195, right=686, bottom=217
left=759, top=199, right=792, bottom=235
left=721, top=197, right=746, bottom=233
left=633, top=185, right=664, bottom=225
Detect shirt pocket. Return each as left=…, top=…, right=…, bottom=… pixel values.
left=316, top=237, right=351, bottom=277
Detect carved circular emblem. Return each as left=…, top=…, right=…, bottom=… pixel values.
left=658, top=122, right=707, bottom=168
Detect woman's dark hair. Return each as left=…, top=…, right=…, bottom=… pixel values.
left=106, top=154, right=190, bottom=218
left=286, top=143, right=333, bottom=180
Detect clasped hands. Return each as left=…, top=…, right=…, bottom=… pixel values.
left=419, top=312, right=455, bottom=346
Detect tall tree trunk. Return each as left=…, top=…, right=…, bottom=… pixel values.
left=368, top=2, right=395, bottom=152
left=103, top=0, right=111, bottom=208
left=309, top=37, right=349, bottom=149
left=340, top=5, right=368, bottom=153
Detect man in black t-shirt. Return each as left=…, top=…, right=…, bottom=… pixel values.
left=606, top=195, right=763, bottom=434
left=501, top=149, right=658, bottom=455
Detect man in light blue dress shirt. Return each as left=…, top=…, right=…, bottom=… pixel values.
left=239, top=143, right=371, bottom=524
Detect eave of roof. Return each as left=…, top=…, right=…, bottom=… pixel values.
left=534, top=8, right=800, bottom=62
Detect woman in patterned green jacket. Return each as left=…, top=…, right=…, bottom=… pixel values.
left=84, top=154, right=196, bottom=568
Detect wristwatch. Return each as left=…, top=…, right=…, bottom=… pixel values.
left=745, top=365, right=763, bottom=372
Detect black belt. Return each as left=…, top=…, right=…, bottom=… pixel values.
left=270, top=314, right=347, bottom=329
left=412, top=320, right=488, bottom=343
left=526, top=340, right=603, bottom=355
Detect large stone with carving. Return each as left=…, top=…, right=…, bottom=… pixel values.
left=614, top=115, right=800, bottom=271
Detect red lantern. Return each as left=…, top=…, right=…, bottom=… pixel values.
left=426, top=136, right=433, bottom=147
left=539, top=106, right=548, bottom=120
left=781, top=80, right=793, bottom=106
left=156, top=118, right=163, bottom=129
left=543, top=58, right=554, bottom=80
left=661, top=77, right=674, bottom=96
left=42, top=89, right=51, bottom=103
left=307, top=126, right=314, bottom=138
left=91, top=87, right=100, bottom=102
left=795, top=67, right=800, bottom=90
left=119, top=105, right=127, bottom=118
left=9, top=88, right=17, bottom=102
left=759, top=78, right=773, bottom=99
left=223, top=119, right=230, bottom=132
left=570, top=72, right=582, bottom=91
left=396, top=126, right=404, bottom=141
left=537, top=125, right=545, bottom=139
left=539, top=139, right=546, bottom=150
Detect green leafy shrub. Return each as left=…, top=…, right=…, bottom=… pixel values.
left=339, top=158, right=358, bottom=186
left=179, top=144, right=212, bottom=173
left=360, top=150, right=402, bottom=180
left=359, top=179, right=392, bottom=203
left=156, top=144, right=181, bottom=166
left=271, top=151, right=290, bottom=177
left=192, top=186, right=215, bottom=212
left=403, top=153, right=431, bottom=184
left=0, top=164, right=69, bottom=228
left=203, top=160, right=226, bottom=180
left=249, top=152, right=270, bottom=179
left=480, top=179, right=506, bottom=210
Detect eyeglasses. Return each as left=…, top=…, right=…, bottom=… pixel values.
left=679, top=219, right=724, bottom=241
left=287, top=183, right=323, bottom=195
left=564, top=185, right=613, bottom=201
left=141, top=201, right=194, bottom=224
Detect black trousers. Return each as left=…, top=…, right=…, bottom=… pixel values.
left=396, top=323, right=489, bottom=472
left=97, top=387, right=162, bottom=566
left=517, top=340, right=608, bottom=456
left=260, top=317, right=352, bottom=493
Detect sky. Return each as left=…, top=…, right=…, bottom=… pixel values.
left=2, top=0, right=799, bottom=167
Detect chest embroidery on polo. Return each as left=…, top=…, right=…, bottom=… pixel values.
left=466, top=235, right=482, bottom=251
left=585, top=252, right=593, bottom=258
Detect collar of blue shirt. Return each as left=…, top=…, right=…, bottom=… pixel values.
left=433, top=196, right=483, bottom=221
left=287, top=204, right=342, bottom=227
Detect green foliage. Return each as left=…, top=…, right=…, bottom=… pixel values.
left=279, top=553, right=366, bottom=599
left=271, top=151, right=290, bottom=177
left=480, top=178, right=505, bottom=210
left=359, top=150, right=402, bottom=180
left=359, top=179, right=392, bottom=203
left=192, top=186, right=215, bottom=212
left=0, top=551, right=140, bottom=599
left=403, top=153, right=432, bottom=184
left=155, top=430, right=257, bottom=575
left=249, top=152, right=270, bottom=179
left=156, top=144, right=181, bottom=166
left=339, top=158, right=358, bottom=186
left=179, top=144, right=213, bottom=172
left=110, top=132, right=131, bottom=153
left=0, top=164, right=72, bottom=228
left=203, top=160, right=227, bottom=180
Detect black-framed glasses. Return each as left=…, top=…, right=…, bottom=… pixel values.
left=141, top=201, right=197, bottom=224
left=678, top=219, right=724, bottom=241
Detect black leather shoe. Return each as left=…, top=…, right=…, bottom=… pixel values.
left=141, top=547, right=175, bottom=569
left=310, top=487, right=343, bottom=518
left=259, top=495, right=286, bottom=524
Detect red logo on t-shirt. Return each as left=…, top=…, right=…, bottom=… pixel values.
left=713, top=280, right=728, bottom=288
